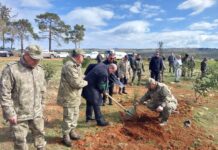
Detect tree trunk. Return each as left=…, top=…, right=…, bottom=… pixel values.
left=21, top=36, right=24, bottom=54
left=10, top=41, right=13, bottom=49
left=49, top=22, right=52, bottom=52
left=2, top=32, right=5, bottom=49
left=74, top=42, right=77, bottom=49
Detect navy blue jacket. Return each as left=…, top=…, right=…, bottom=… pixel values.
left=149, top=56, right=163, bottom=72
left=168, top=55, right=175, bottom=64
left=82, top=63, right=109, bottom=105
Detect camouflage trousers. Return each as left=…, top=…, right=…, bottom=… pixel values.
left=188, top=68, right=194, bottom=77
left=11, top=117, right=46, bottom=150
left=62, top=106, right=79, bottom=136
left=132, top=70, right=142, bottom=84
left=182, top=66, right=188, bottom=77
left=146, top=100, right=177, bottom=121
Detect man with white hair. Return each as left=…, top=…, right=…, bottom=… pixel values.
left=82, top=63, right=117, bottom=126
left=137, top=78, right=178, bottom=126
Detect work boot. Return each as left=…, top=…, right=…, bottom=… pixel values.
left=62, top=135, right=72, bottom=147
left=118, top=88, right=122, bottom=95
left=108, top=99, right=113, bottom=105
left=159, top=120, right=168, bottom=126
left=37, top=148, right=45, bottom=150
left=122, top=87, right=127, bottom=94
left=70, top=130, right=81, bottom=140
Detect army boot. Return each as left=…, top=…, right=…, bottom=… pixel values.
left=62, top=135, right=72, bottom=147
left=70, top=130, right=81, bottom=140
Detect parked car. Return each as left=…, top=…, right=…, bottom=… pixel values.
left=57, top=52, right=69, bottom=58
left=42, top=51, right=58, bottom=58
left=84, top=51, right=99, bottom=59
left=115, top=51, right=127, bottom=59
left=0, top=50, right=13, bottom=57
left=105, top=50, right=127, bottom=59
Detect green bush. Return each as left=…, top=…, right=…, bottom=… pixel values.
left=82, top=58, right=91, bottom=68
left=193, top=64, right=218, bottom=101
left=42, top=63, right=56, bottom=82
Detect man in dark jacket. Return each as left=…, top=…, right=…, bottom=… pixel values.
left=168, top=52, right=175, bottom=73
left=149, top=51, right=163, bottom=81
left=102, top=53, right=118, bottom=105
left=82, top=63, right=117, bottom=126
left=201, top=57, right=207, bottom=78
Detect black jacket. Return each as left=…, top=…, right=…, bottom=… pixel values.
left=82, top=63, right=109, bottom=105
left=149, top=56, right=163, bottom=72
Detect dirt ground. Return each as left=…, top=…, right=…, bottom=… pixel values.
left=41, top=84, right=217, bottom=150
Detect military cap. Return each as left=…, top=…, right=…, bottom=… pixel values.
left=71, top=49, right=85, bottom=57
left=25, top=45, right=43, bottom=60
left=145, top=78, right=156, bottom=87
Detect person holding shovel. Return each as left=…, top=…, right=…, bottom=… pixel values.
left=137, top=78, right=178, bottom=126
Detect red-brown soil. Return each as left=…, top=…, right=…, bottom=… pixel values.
left=73, top=85, right=217, bottom=150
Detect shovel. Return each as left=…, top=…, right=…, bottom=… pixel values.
left=105, top=93, right=136, bottom=117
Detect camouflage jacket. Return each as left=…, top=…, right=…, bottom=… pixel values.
left=117, top=60, right=131, bottom=79
left=57, top=57, right=87, bottom=107
left=136, top=60, right=145, bottom=72
left=0, top=57, right=46, bottom=121
left=187, top=59, right=195, bottom=69
left=139, top=83, right=177, bottom=107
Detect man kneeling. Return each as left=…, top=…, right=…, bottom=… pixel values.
left=137, top=78, right=178, bottom=126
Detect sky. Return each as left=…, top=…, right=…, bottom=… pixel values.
left=0, top=0, right=218, bottom=50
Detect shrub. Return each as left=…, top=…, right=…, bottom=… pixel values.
left=193, top=64, right=218, bottom=101
left=42, top=63, right=56, bottom=82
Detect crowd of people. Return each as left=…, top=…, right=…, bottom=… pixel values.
left=0, top=45, right=209, bottom=149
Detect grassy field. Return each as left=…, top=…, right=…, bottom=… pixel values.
left=0, top=57, right=218, bottom=149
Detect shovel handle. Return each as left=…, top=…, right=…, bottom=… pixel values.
left=105, top=93, right=128, bottom=111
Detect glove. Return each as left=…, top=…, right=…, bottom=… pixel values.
left=156, top=106, right=163, bottom=112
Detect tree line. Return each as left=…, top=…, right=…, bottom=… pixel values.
left=0, top=3, right=85, bottom=53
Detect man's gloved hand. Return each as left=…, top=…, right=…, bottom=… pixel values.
left=156, top=106, right=164, bottom=112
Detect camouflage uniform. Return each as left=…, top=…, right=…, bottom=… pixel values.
left=182, top=55, right=189, bottom=77
left=187, top=58, right=195, bottom=77
left=0, top=45, right=46, bottom=150
left=57, top=57, right=87, bottom=136
left=132, top=59, right=145, bottom=85
left=139, top=82, right=177, bottom=122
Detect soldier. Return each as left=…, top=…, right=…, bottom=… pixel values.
left=132, top=54, right=145, bottom=85
left=137, top=78, right=178, bottom=126
left=182, top=54, right=189, bottom=77
left=117, top=55, right=131, bottom=94
left=149, top=51, right=163, bottom=82
left=187, top=56, right=195, bottom=77
left=0, top=45, right=46, bottom=150
left=57, top=49, right=88, bottom=147
left=201, top=57, right=208, bottom=78
left=130, top=53, right=137, bottom=84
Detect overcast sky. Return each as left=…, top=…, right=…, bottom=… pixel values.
left=0, top=0, right=218, bottom=50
